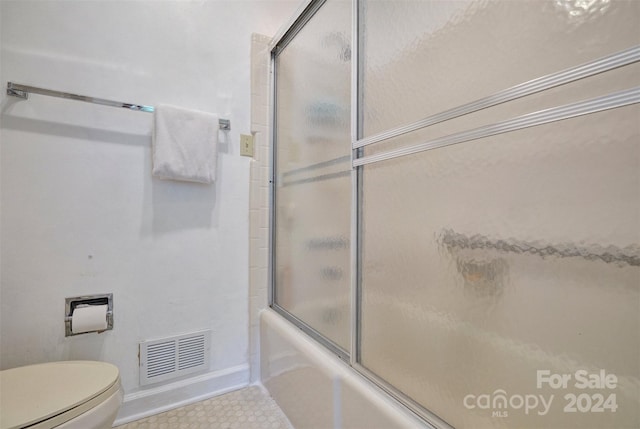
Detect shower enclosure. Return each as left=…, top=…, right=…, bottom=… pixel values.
left=269, top=0, right=640, bottom=427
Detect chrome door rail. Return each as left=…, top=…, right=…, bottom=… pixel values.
left=353, top=87, right=640, bottom=167
left=353, top=46, right=640, bottom=149
left=281, top=155, right=350, bottom=178
left=281, top=170, right=351, bottom=187
left=269, top=0, right=327, bottom=55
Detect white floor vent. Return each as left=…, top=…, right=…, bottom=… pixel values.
left=139, top=329, right=211, bottom=386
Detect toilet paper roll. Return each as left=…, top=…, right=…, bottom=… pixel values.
left=72, top=304, right=108, bottom=333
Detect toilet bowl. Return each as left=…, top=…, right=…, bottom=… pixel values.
left=0, top=361, right=123, bottom=429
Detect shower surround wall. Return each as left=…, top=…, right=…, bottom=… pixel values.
left=0, top=0, right=298, bottom=423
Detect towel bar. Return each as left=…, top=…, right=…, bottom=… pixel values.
left=6, top=82, right=231, bottom=131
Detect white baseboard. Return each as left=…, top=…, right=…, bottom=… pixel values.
left=113, top=364, right=250, bottom=426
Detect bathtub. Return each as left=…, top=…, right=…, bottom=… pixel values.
left=260, top=309, right=428, bottom=429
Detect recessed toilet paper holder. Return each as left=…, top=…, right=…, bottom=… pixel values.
left=65, top=293, right=113, bottom=337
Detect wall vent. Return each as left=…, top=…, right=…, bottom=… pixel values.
left=139, top=329, right=211, bottom=386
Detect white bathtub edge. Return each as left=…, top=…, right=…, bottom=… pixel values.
left=261, top=308, right=430, bottom=428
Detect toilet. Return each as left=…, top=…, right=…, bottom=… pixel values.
left=0, top=361, right=123, bottom=429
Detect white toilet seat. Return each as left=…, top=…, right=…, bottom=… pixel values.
left=0, top=361, right=121, bottom=429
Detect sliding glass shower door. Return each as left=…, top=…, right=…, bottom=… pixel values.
left=272, top=0, right=640, bottom=427
left=272, top=0, right=352, bottom=353
left=357, top=1, right=639, bottom=427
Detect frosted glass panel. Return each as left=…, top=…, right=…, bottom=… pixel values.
left=274, top=0, right=351, bottom=351
left=361, top=0, right=640, bottom=137
left=360, top=105, right=640, bottom=428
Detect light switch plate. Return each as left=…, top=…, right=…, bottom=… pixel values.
left=240, top=134, right=254, bottom=157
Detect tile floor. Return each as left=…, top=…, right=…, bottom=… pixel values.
left=115, top=386, right=292, bottom=429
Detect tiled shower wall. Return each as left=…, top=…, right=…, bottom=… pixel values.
left=249, top=33, right=272, bottom=383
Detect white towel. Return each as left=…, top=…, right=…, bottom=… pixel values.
left=152, top=104, right=218, bottom=184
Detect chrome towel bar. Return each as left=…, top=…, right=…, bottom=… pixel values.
left=6, top=82, right=231, bottom=131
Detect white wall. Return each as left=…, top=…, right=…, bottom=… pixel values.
left=0, top=0, right=298, bottom=419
